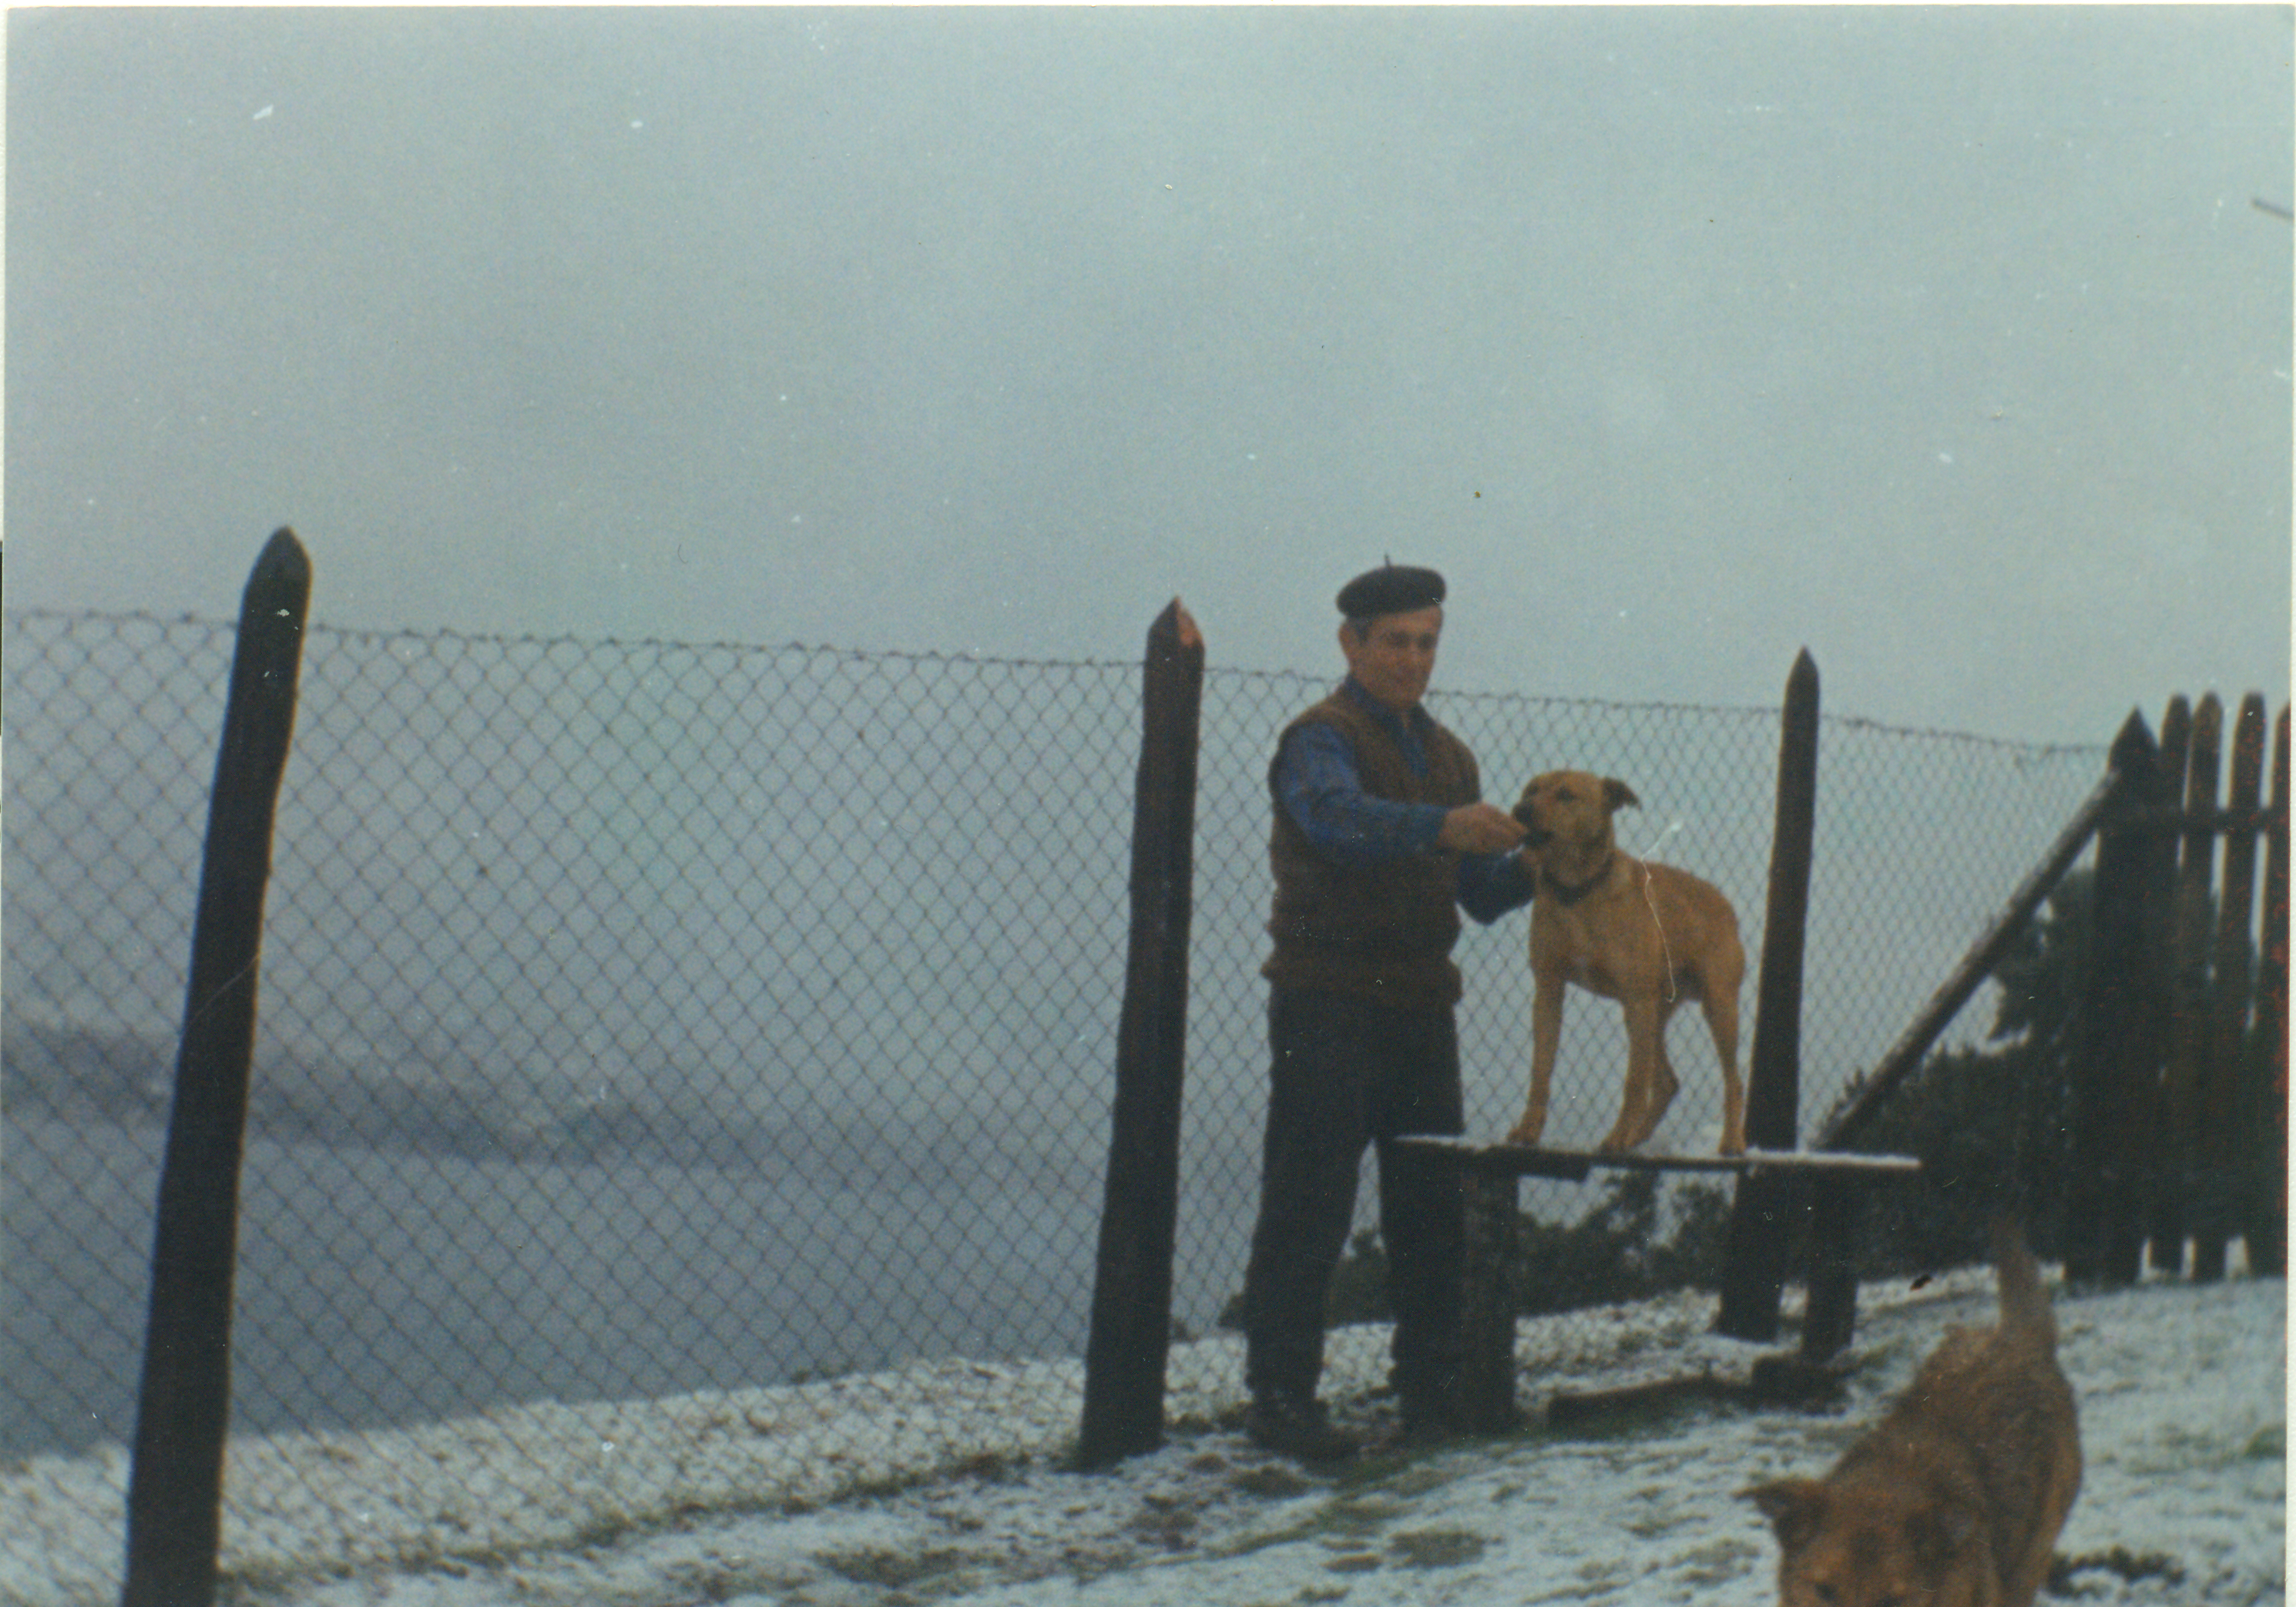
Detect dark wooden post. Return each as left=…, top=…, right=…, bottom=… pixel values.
left=2157, top=694, right=2223, bottom=1276
left=1078, top=600, right=1204, bottom=1468
left=2063, top=712, right=2160, bottom=1287
left=2194, top=694, right=2267, bottom=1280
left=2107, top=709, right=2178, bottom=1287
left=1456, top=1166, right=1524, bottom=1432
left=1717, top=649, right=1818, bottom=1343
left=2253, top=706, right=2290, bottom=1277
left=2140, top=698, right=2193, bottom=1273
left=123, top=528, right=312, bottom=1607
left=1797, top=1174, right=1861, bottom=1361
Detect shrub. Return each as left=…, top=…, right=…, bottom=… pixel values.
left=1217, top=1173, right=1732, bottom=1330
left=1505, top=1171, right=1732, bottom=1317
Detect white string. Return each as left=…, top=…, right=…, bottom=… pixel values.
left=1636, top=820, right=1685, bottom=1002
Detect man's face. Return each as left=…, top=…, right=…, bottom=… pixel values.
left=1339, top=605, right=1442, bottom=713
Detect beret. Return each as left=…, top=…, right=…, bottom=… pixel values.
left=1336, top=563, right=1446, bottom=619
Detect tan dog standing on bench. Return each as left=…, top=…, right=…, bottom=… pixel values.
left=1504, top=770, right=1746, bottom=1155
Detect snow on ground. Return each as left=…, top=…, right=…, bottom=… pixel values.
left=4, top=1267, right=2281, bottom=1607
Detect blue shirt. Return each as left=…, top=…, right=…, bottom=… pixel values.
left=1274, top=679, right=1536, bottom=926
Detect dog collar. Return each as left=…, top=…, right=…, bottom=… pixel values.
left=1542, top=853, right=1614, bottom=906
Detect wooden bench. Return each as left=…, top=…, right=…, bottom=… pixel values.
left=1394, top=1137, right=1921, bottom=1431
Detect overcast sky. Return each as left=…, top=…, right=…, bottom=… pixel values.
left=8, top=6, right=2290, bottom=744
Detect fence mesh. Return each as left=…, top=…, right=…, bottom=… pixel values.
left=2, top=607, right=2113, bottom=1585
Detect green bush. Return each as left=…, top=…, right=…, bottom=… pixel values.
left=1505, top=1171, right=1733, bottom=1317
left=1831, top=865, right=2281, bottom=1279
left=1218, top=1173, right=1732, bottom=1330
left=1851, top=1041, right=2073, bottom=1277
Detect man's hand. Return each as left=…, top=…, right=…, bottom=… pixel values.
left=1436, top=802, right=1528, bottom=856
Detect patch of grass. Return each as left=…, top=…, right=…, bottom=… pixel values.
left=815, top=1545, right=975, bottom=1589
left=950, top=1449, right=1022, bottom=1483
left=1210, top=1468, right=1460, bottom=1572
left=570, top=1507, right=640, bottom=1550
left=217, top=1563, right=354, bottom=1603
left=1381, top=1464, right=1459, bottom=1500
left=1130, top=1493, right=1201, bottom=1552
left=1673, top=1536, right=1765, bottom=1585
left=1233, top=1463, right=1318, bottom=1498
left=787, top=1358, right=858, bottom=1385
left=2047, top=1546, right=2186, bottom=1595
left=1388, top=1528, right=1488, bottom=1568
left=1549, top=1388, right=1740, bottom=1445
left=664, top=1560, right=740, bottom=1602
left=1317, top=1493, right=1407, bottom=1537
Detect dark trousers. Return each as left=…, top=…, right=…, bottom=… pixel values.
left=1240, top=986, right=1465, bottom=1407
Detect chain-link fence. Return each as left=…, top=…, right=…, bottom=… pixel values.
left=2, top=607, right=2110, bottom=1585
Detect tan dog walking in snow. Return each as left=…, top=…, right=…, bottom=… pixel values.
left=1743, top=1220, right=2082, bottom=1607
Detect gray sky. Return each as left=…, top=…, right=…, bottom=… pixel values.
left=8, top=6, right=2290, bottom=744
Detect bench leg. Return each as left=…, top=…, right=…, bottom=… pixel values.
left=1458, top=1169, right=1522, bottom=1431
left=1801, top=1176, right=1861, bottom=1361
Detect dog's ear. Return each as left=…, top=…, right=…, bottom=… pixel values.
left=1602, top=777, right=1640, bottom=814
left=1741, top=1479, right=1826, bottom=1551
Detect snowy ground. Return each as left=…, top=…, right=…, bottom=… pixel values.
left=4, top=1266, right=2282, bottom=1607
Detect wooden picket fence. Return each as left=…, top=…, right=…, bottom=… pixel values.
left=2059, top=693, right=2289, bottom=1285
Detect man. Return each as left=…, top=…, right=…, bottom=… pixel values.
left=1240, top=562, right=1536, bottom=1461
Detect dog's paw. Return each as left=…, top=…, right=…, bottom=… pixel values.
left=1504, top=1118, right=1546, bottom=1149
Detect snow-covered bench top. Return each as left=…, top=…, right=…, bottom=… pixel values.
left=1393, top=1136, right=1922, bottom=1183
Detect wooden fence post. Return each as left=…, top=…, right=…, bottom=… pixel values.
left=2194, top=693, right=2266, bottom=1280
left=1717, top=649, right=1818, bottom=1344
left=1078, top=600, right=1204, bottom=1468
left=2158, top=695, right=2224, bottom=1275
left=2140, top=698, right=2193, bottom=1273
left=123, top=528, right=311, bottom=1607
left=2063, top=711, right=2162, bottom=1287
left=2253, top=706, right=2290, bottom=1277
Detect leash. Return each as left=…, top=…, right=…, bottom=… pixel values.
left=1536, top=819, right=1693, bottom=1005
left=1634, top=820, right=1687, bottom=1002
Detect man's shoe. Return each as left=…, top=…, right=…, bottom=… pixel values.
left=1245, top=1393, right=1360, bottom=1461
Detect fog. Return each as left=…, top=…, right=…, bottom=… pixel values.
left=8, top=6, right=2290, bottom=743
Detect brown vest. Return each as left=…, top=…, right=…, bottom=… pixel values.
left=1262, top=686, right=1482, bottom=1008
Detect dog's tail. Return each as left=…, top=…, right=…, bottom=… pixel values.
left=1990, top=1216, right=2056, bottom=1348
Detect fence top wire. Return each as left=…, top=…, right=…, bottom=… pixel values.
left=2, top=609, right=1150, bottom=676
left=2, top=607, right=2120, bottom=758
